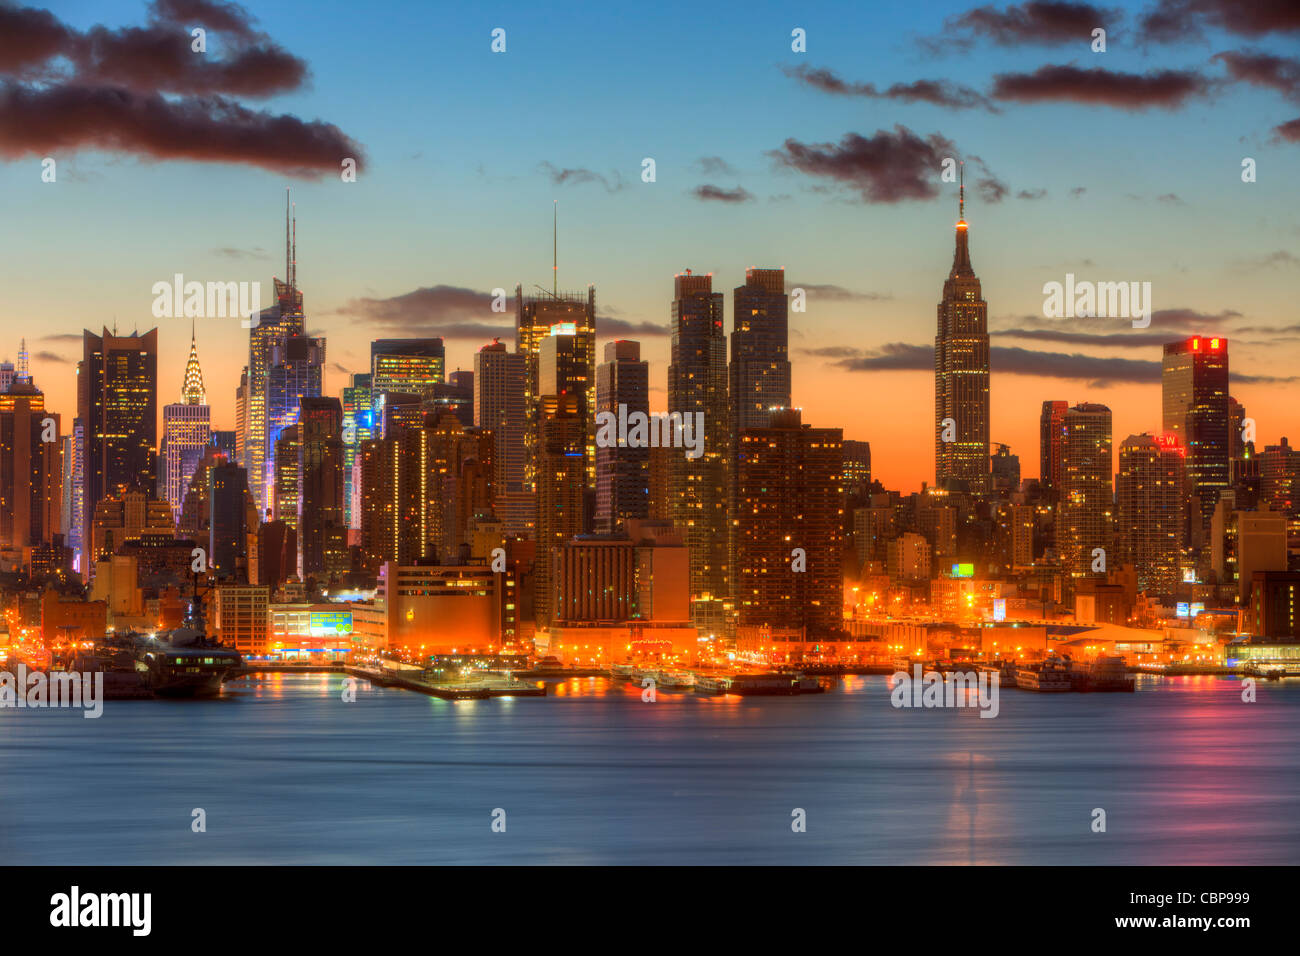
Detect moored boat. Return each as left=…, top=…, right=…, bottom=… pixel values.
left=1016, top=657, right=1072, bottom=692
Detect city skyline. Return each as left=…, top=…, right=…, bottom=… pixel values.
left=2, top=0, right=1298, bottom=492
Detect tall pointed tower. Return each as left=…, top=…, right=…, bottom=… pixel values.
left=182, top=321, right=206, bottom=406
left=934, top=165, right=991, bottom=495
left=161, top=325, right=211, bottom=524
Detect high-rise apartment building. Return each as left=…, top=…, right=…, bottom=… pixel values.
left=1061, top=403, right=1113, bottom=582
left=733, top=408, right=843, bottom=638
left=594, top=340, right=649, bottom=534
left=1116, top=433, right=1184, bottom=598
left=1038, top=400, right=1068, bottom=499
left=475, top=341, right=530, bottom=535
left=0, top=377, right=62, bottom=550
left=667, top=270, right=729, bottom=630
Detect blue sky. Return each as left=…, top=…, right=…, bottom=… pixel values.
left=2, top=0, right=1297, bottom=487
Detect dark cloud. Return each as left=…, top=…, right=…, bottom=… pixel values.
left=768, top=126, right=960, bottom=203
left=1070, top=186, right=1087, bottom=197
left=1017, top=188, right=1048, bottom=199
left=0, top=84, right=365, bottom=178
left=691, top=184, right=754, bottom=203
left=942, top=1, right=1120, bottom=45
left=213, top=246, right=268, bottom=259
left=1214, top=50, right=1300, bottom=102
left=33, top=350, right=71, bottom=364
left=1234, top=250, right=1300, bottom=270
left=694, top=156, right=736, bottom=176
left=538, top=162, right=624, bottom=192
left=334, top=285, right=507, bottom=335
left=1141, top=0, right=1300, bottom=43
left=965, top=155, right=1009, bottom=203
left=0, top=2, right=362, bottom=176
left=991, top=64, right=1211, bottom=109
left=598, top=318, right=668, bottom=337
left=820, top=339, right=1293, bottom=385
left=37, top=333, right=85, bottom=343
left=0, top=5, right=72, bottom=73
left=782, top=64, right=994, bottom=110
left=790, top=283, right=892, bottom=302
left=1273, top=116, right=1300, bottom=141
left=1156, top=192, right=1185, bottom=204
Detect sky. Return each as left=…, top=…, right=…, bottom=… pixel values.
left=1, top=0, right=1297, bottom=491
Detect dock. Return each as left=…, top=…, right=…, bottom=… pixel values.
left=345, top=666, right=546, bottom=699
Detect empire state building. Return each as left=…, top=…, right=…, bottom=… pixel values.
left=934, top=172, right=990, bottom=494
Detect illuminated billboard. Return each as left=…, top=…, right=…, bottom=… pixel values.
left=309, top=610, right=354, bottom=637
left=951, top=563, right=974, bottom=578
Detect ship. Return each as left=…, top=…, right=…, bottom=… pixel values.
left=128, top=628, right=243, bottom=698
left=1015, top=657, right=1073, bottom=692
left=1074, top=654, right=1135, bottom=692
left=719, top=672, right=823, bottom=696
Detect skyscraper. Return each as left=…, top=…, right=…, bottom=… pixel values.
left=729, top=268, right=791, bottom=436
left=370, top=339, right=445, bottom=413
left=534, top=393, right=585, bottom=626
left=667, top=270, right=729, bottom=631
left=341, top=372, right=373, bottom=529
left=1061, top=403, right=1113, bottom=581
left=265, top=334, right=325, bottom=501
left=209, top=461, right=251, bottom=580
left=1162, top=336, right=1229, bottom=529
left=515, top=285, right=596, bottom=498
left=733, top=408, right=843, bottom=638
left=1116, top=433, right=1184, bottom=598
left=474, top=341, right=530, bottom=535
left=540, top=325, right=595, bottom=525
left=934, top=175, right=990, bottom=495
left=1039, top=400, right=1068, bottom=498
left=244, top=197, right=305, bottom=515
left=990, top=443, right=1020, bottom=495
left=0, top=376, right=61, bottom=550
left=595, top=340, right=650, bottom=533
left=78, top=327, right=158, bottom=563
left=160, top=325, right=210, bottom=523
left=298, top=397, right=346, bottom=580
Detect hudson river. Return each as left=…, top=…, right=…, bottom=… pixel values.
left=3, top=673, right=1297, bottom=864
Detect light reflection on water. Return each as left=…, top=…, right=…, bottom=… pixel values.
left=1, top=673, right=1296, bottom=864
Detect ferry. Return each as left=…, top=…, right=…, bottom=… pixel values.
left=1075, top=654, right=1135, bottom=692
left=693, top=675, right=729, bottom=695
left=1015, top=657, right=1073, bottom=692
left=131, top=628, right=243, bottom=698
left=653, top=669, right=696, bottom=690
left=723, top=672, right=822, bottom=696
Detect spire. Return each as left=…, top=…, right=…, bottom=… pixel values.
left=16, top=338, right=29, bottom=382
left=182, top=320, right=206, bottom=405
left=552, top=200, right=557, bottom=296
left=951, top=161, right=974, bottom=278
left=291, top=200, right=297, bottom=291
left=285, top=187, right=295, bottom=291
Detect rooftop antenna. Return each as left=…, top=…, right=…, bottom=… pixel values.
left=959, top=161, right=965, bottom=221
left=16, top=338, right=29, bottom=382
left=291, top=201, right=297, bottom=291
left=553, top=200, right=558, bottom=296
left=285, top=187, right=293, bottom=290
